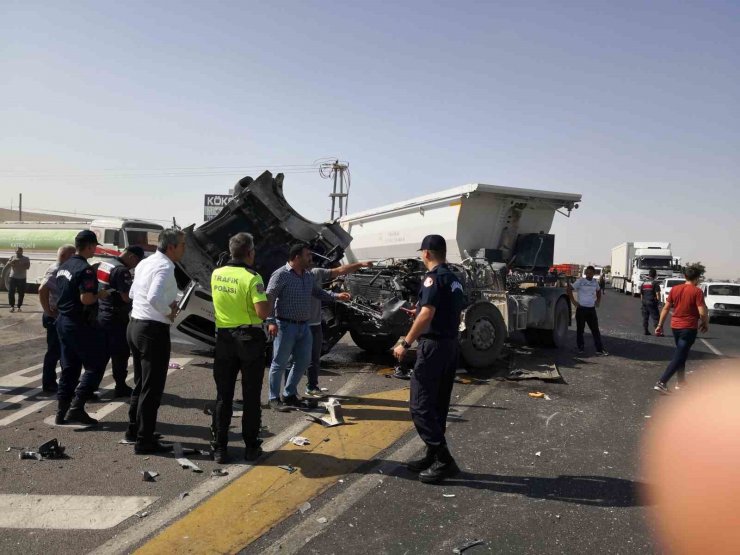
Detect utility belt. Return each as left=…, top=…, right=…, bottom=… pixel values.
left=218, top=325, right=266, bottom=341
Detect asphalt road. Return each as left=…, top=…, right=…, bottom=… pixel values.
left=0, top=289, right=736, bottom=554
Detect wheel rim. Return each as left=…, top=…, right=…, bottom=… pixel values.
left=470, top=318, right=495, bottom=350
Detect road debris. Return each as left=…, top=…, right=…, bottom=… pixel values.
left=38, top=438, right=66, bottom=459
left=507, top=365, right=564, bottom=383
left=443, top=494, right=456, bottom=498
left=141, top=470, right=158, bottom=482
left=528, top=392, right=546, bottom=399
left=19, top=451, right=43, bottom=461
left=168, top=362, right=183, bottom=369
left=118, top=439, right=136, bottom=445
left=278, top=464, right=298, bottom=474
left=453, top=539, right=486, bottom=553
left=211, top=469, right=229, bottom=477
left=173, top=443, right=203, bottom=473
left=316, top=517, right=328, bottom=524
left=136, top=511, right=149, bottom=518
left=179, top=492, right=189, bottom=500
left=290, top=436, right=311, bottom=447
left=298, top=501, right=311, bottom=514
left=535, top=451, right=541, bottom=457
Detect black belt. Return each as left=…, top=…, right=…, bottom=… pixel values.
left=130, top=317, right=169, bottom=326
left=277, top=318, right=307, bottom=324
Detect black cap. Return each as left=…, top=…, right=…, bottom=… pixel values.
left=124, top=246, right=145, bottom=260
left=418, top=234, right=446, bottom=251
left=75, top=230, right=101, bottom=245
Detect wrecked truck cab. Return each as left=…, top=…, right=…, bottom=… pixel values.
left=173, top=171, right=352, bottom=348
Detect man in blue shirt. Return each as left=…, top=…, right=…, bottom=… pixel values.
left=266, top=243, right=350, bottom=411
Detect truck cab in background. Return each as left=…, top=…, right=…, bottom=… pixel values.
left=610, top=242, right=676, bottom=297
left=0, top=218, right=164, bottom=291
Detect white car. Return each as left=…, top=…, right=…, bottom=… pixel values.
left=660, top=277, right=685, bottom=304
left=700, top=282, right=740, bottom=322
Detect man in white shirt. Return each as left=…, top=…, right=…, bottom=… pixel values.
left=126, top=229, right=185, bottom=454
left=568, top=265, right=608, bottom=356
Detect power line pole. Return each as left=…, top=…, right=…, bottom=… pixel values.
left=322, top=160, right=349, bottom=220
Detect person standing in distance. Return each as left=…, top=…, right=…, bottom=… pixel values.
left=54, top=231, right=110, bottom=425
left=302, top=259, right=373, bottom=397
left=653, top=265, right=708, bottom=394
left=568, top=265, right=608, bottom=356
left=640, top=268, right=662, bottom=336
left=38, top=245, right=76, bottom=393
left=7, top=247, right=30, bottom=312
left=96, top=246, right=145, bottom=397
left=210, top=233, right=271, bottom=464
left=126, top=229, right=185, bottom=454
left=393, top=234, right=465, bottom=484
left=265, top=243, right=351, bottom=411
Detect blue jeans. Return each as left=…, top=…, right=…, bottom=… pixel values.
left=268, top=320, right=312, bottom=400
left=659, top=328, right=697, bottom=385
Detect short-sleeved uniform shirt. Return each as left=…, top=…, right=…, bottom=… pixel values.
left=418, top=263, right=465, bottom=339
left=572, top=278, right=600, bottom=308
left=40, top=262, right=60, bottom=313
left=308, top=268, right=333, bottom=326
left=668, top=283, right=705, bottom=329
left=55, top=254, right=99, bottom=321
left=211, top=261, right=268, bottom=329
left=98, top=258, right=134, bottom=325
left=640, top=280, right=661, bottom=305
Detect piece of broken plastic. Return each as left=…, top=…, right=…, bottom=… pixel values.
left=535, top=451, right=541, bottom=457
left=19, top=451, right=42, bottom=461
left=289, top=436, right=311, bottom=447
left=298, top=501, right=311, bottom=514
left=453, top=539, right=485, bottom=554
left=211, top=469, right=229, bottom=477
left=443, top=493, right=456, bottom=498
left=316, top=517, right=328, bottom=524
left=141, top=470, right=158, bottom=482
left=136, top=511, right=149, bottom=518
left=168, top=362, right=183, bottom=369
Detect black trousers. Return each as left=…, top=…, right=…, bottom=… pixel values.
left=642, top=302, right=660, bottom=331
left=8, top=278, right=26, bottom=308
left=409, top=337, right=458, bottom=447
left=56, top=314, right=107, bottom=402
left=576, top=306, right=604, bottom=351
left=98, top=319, right=131, bottom=389
left=42, top=314, right=60, bottom=389
left=127, top=319, right=171, bottom=445
left=212, top=328, right=266, bottom=448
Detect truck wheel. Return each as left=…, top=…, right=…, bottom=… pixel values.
left=541, top=297, right=570, bottom=348
left=460, top=302, right=506, bottom=369
left=0, top=264, right=10, bottom=292
left=349, top=328, right=397, bottom=354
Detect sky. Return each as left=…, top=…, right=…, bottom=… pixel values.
left=1, top=1, right=738, bottom=278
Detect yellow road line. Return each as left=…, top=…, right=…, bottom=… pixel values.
left=136, top=388, right=413, bottom=555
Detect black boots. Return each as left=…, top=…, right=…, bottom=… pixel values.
left=418, top=445, right=460, bottom=484
left=55, top=400, right=71, bottom=425
left=65, top=397, right=98, bottom=426
left=406, top=445, right=436, bottom=472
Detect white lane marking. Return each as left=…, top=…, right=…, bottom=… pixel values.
left=263, top=380, right=494, bottom=555
left=700, top=338, right=724, bottom=357
left=41, top=358, right=192, bottom=427
left=0, top=400, right=55, bottom=426
left=0, top=368, right=113, bottom=411
left=0, top=495, right=157, bottom=530
left=0, top=363, right=45, bottom=388
left=89, top=371, right=372, bottom=555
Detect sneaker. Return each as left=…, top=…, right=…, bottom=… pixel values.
left=16, top=307, right=22, bottom=312
left=596, top=350, right=609, bottom=356
left=282, top=395, right=302, bottom=407
left=305, top=387, right=323, bottom=397
left=9, top=307, right=15, bottom=313
left=653, top=382, right=670, bottom=395
left=393, top=366, right=411, bottom=380
left=134, top=441, right=174, bottom=455
left=269, top=399, right=291, bottom=412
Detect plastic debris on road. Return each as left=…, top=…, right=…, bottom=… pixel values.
left=443, top=494, right=456, bottom=498
left=211, top=469, right=229, bottom=477
left=179, top=492, right=189, bottom=500
left=290, top=436, right=311, bottom=446
left=507, top=365, right=564, bottom=383
left=298, top=501, right=311, bottom=514
left=173, top=442, right=203, bottom=473
left=316, top=517, right=328, bottom=524
left=168, top=362, right=183, bottom=369
left=136, top=511, right=149, bottom=518
left=452, top=539, right=485, bottom=553
left=141, top=470, right=159, bottom=482
left=118, top=439, right=136, bottom=445
left=535, top=451, right=541, bottom=457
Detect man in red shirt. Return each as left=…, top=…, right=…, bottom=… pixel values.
left=654, top=266, right=708, bottom=393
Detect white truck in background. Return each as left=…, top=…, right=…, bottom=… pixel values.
left=0, top=218, right=164, bottom=291
left=610, top=242, right=676, bottom=297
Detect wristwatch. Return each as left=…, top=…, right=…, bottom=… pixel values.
left=401, top=339, right=411, bottom=349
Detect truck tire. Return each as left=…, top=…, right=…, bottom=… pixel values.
left=349, top=328, right=397, bottom=354
left=540, top=297, right=570, bottom=348
left=0, top=264, right=10, bottom=292
left=460, top=302, right=506, bottom=369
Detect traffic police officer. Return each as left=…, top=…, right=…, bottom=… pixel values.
left=393, top=234, right=464, bottom=484
left=210, top=232, right=271, bottom=464
left=96, top=246, right=145, bottom=397
left=54, top=230, right=110, bottom=426
left=640, top=268, right=662, bottom=335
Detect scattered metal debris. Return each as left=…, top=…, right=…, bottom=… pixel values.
left=278, top=464, right=298, bottom=474
left=211, top=469, right=229, bottom=477
left=173, top=443, right=203, bottom=473
left=453, top=539, right=485, bottom=553
left=290, top=436, right=311, bottom=446
left=38, top=439, right=66, bottom=459
left=141, top=470, right=158, bottom=482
